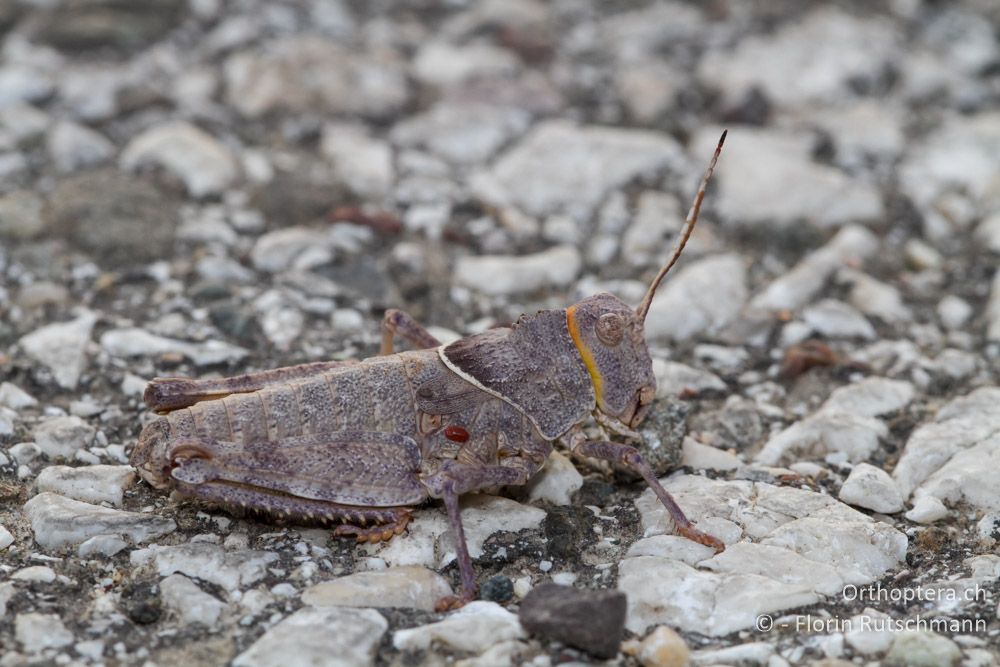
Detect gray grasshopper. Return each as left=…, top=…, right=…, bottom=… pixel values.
left=131, top=131, right=728, bottom=609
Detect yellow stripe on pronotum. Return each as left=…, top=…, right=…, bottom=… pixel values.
left=565, top=304, right=604, bottom=404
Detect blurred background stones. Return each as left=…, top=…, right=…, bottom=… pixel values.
left=0, top=0, right=999, bottom=665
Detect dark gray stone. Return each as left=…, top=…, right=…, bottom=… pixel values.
left=479, top=575, right=513, bottom=603
left=637, top=398, right=688, bottom=475
left=518, top=583, right=626, bottom=659
left=44, top=170, right=179, bottom=266
left=34, top=0, right=186, bottom=53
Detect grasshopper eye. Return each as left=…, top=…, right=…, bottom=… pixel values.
left=595, top=313, right=625, bottom=346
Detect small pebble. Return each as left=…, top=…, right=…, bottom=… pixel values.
left=11, top=566, right=56, bottom=583
left=885, top=630, right=961, bottom=667
left=839, top=463, right=905, bottom=514
left=937, top=295, right=973, bottom=330
left=623, top=626, right=690, bottom=667
left=480, top=575, right=514, bottom=603
left=0, top=525, right=13, bottom=549
left=905, top=496, right=950, bottom=524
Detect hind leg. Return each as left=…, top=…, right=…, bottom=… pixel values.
left=381, top=309, right=441, bottom=355
left=144, top=360, right=356, bottom=413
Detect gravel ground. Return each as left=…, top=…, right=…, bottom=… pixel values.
left=1, top=1, right=1000, bottom=666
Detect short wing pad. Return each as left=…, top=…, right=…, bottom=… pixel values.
left=441, top=312, right=595, bottom=439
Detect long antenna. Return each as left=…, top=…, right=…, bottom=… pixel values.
left=636, top=129, right=727, bottom=323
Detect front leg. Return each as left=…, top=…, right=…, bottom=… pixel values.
left=381, top=309, right=441, bottom=355
left=572, top=439, right=725, bottom=552
left=422, top=462, right=528, bottom=610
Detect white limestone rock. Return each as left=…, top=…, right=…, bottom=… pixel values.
left=233, top=607, right=387, bottom=667
left=11, top=565, right=56, bottom=583
left=32, top=416, right=96, bottom=459
left=225, top=36, right=408, bottom=119
left=844, top=608, right=896, bottom=655
left=250, top=227, right=334, bottom=273
left=525, top=450, right=583, bottom=506
left=899, top=112, right=1000, bottom=216
left=136, top=542, right=278, bottom=592
left=893, top=387, right=1000, bottom=500
left=47, top=120, right=114, bottom=172
left=822, top=378, right=915, bottom=418
left=621, top=192, right=683, bottom=268
left=885, top=631, right=962, bottom=667
left=160, top=574, right=228, bottom=628
left=24, top=493, right=175, bottom=549
left=701, top=542, right=844, bottom=596
left=473, top=120, right=684, bottom=222
left=373, top=495, right=545, bottom=571
left=989, top=269, right=1000, bottom=342
left=0, top=382, right=37, bottom=409
left=976, top=515, right=1000, bottom=545
left=0, top=525, right=13, bottom=549
left=976, top=213, right=1000, bottom=253
left=690, top=127, right=883, bottom=229
left=698, top=7, right=900, bottom=109
left=101, top=328, right=248, bottom=366
left=840, top=270, right=913, bottom=324
left=121, top=121, right=238, bottom=197
left=619, top=476, right=906, bottom=636
left=36, top=465, right=135, bottom=507
left=302, top=566, right=452, bottom=612
left=757, top=377, right=913, bottom=466
left=625, top=535, right=717, bottom=567
left=910, top=436, right=1000, bottom=512
left=18, top=311, right=96, bottom=390
left=802, top=299, right=876, bottom=339
left=839, top=463, right=905, bottom=514
left=454, top=245, right=581, bottom=296
left=788, top=100, right=905, bottom=166
left=391, top=102, right=531, bottom=166
left=937, top=295, right=973, bottom=330
left=756, top=411, right=886, bottom=466
left=78, top=534, right=128, bottom=558
left=321, top=123, right=394, bottom=198
left=689, top=642, right=775, bottom=666
left=652, top=359, right=726, bottom=398
left=681, top=437, right=740, bottom=472
left=412, top=41, right=520, bottom=88
left=393, top=601, right=525, bottom=653
left=751, top=225, right=880, bottom=311
left=620, top=556, right=818, bottom=637
left=15, top=613, right=74, bottom=652
left=0, top=581, right=15, bottom=616
left=643, top=254, right=747, bottom=342
left=905, top=495, right=950, bottom=524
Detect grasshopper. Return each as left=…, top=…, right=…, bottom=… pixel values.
left=130, top=131, right=728, bottom=609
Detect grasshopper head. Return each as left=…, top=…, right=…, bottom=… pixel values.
left=568, top=130, right=727, bottom=429
left=130, top=419, right=175, bottom=490
left=566, top=292, right=656, bottom=429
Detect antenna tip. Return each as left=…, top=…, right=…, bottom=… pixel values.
left=719, top=129, right=728, bottom=146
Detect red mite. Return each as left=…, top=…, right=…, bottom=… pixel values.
left=444, top=425, right=470, bottom=443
